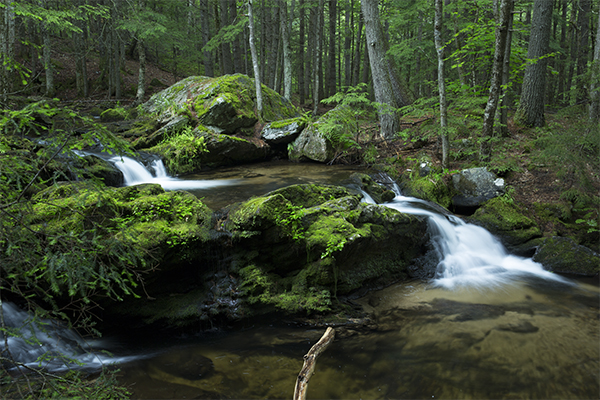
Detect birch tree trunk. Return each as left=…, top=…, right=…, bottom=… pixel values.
left=434, top=0, right=449, bottom=168
left=515, top=0, right=553, bottom=127
left=135, top=38, right=146, bottom=105
left=480, top=0, right=513, bottom=161
left=248, top=0, right=263, bottom=116
left=361, top=0, right=399, bottom=139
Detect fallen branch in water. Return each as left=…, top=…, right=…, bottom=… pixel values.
left=293, top=327, right=336, bottom=400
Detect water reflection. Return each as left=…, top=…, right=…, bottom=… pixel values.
left=117, top=278, right=599, bottom=399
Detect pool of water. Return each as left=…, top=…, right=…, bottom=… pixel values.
left=114, top=277, right=599, bottom=399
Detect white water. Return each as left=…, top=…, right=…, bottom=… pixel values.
left=109, top=155, right=237, bottom=190
left=0, top=301, right=142, bottom=372
left=376, top=186, right=570, bottom=290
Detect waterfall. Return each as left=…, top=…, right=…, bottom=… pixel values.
left=365, top=185, right=570, bottom=290
left=0, top=301, right=142, bottom=373
left=109, top=156, right=237, bottom=190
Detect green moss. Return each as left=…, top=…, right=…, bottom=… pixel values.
left=471, top=197, right=542, bottom=245
left=269, top=117, right=304, bottom=129
left=402, top=174, right=455, bottom=209
left=148, top=128, right=208, bottom=175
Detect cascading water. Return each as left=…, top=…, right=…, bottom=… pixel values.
left=0, top=301, right=141, bottom=373
left=368, top=184, right=571, bottom=289
left=109, top=155, right=237, bottom=191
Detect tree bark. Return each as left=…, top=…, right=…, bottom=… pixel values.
left=298, top=0, right=306, bottom=104
left=589, top=2, right=600, bottom=124
left=135, top=39, right=146, bottom=105
left=325, top=0, right=337, bottom=97
left=343, top=0, right=352, bottom=87
left=496, top=6, right=514, bottom=137
left=248, top=0, right=263, bottom=116
left=361, top=0, right=400, bottom=139
left=480, top=0, right=513, bottom=161
left=280, top=0, right=292, bottom=99
left=312, top=0, right=324, bottom=116
left=220, top=0, right=234, bottom=74
left=575, top=0, right=590, bottom=104
left=515, top=0, right=553, bottom=128
left=200, top=0, right=214, bottom=77
left=434, top=0, right=449, bottom=168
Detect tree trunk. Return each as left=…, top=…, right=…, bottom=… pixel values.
left=343, top=0, right=352, bottom=87
left=325, top=0, right=337, bottom=97
left=248, top=0, right=263, bottom=116
left=0, top=2, right=15, bottom=105
left=230, top=0, right=243, bottom=73
left=352, top=13, right=363, bottom=86
left=556, top=0, right=568, bottom=105
left=515, top=0, right=553, bottom=128
left=434, top=0, right=449, bottom=168
left=361, top=0, right=400, bottom=139
left=312, top=0, right=324, bottom=116
left=298, top=0, right=306, bottom=104
left=200, top=0, right=214, bottom=77
left=481, top=0, right=513, bottom=161
left=589, top=2, right=600, bottom=124
left=135, top=39, right=146, bottom=105
left=575, top=0, right=590, bottom=104
left=280, top=0, right=292, bottom=99
left=496, top=6, right=514, bottom=137
left=220, top=0, right=234, bottom=74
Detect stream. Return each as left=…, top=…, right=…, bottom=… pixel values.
left=2, top=158, right=599, bottom=399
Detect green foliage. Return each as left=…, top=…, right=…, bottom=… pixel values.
left=151, top=126, right=208, bottom=175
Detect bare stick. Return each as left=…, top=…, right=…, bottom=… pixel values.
left=293, top=327, right=335, bottom=400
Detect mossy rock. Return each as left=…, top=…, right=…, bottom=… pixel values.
left=401, top=173, right=456, bottom=209
left=533, top=236, right=600, bottom=276
left=141, top=74, right=300, bottom=129
left=72, top=154, right=124, bottom=186
left=224, top=183, right=429, bottom=315
left=468, top=197, right=542, bottom=247
left=349, top=173, right=396, bottom=203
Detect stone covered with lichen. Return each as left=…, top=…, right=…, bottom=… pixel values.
left=533, top=236, right=599, bottom=276
left=222, top=183, right=429, bottom=315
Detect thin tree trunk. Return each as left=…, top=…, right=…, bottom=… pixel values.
left=556, top=0, right=568, bottom=105
left=41, top=0, right=54, bottom=98
left=575, top=0, right=590, bottom=104
left=497, top=7, right=514, bottom=137
left=135, top=39, right=146, bottom=104
left=589, top=2, right=600, bottom=124
left=230, top=0, right=242, bottom=73
left=434, top=0, right=449, bottom=168
left=352, top=13, right=363, bottom=86
left=0, top=2, right=15, bottom=105
left=515, top=0, right=553, bottom=127
left=248, top=0, right=263, bottom=116
left=280, top=0, right=292, bottom=99
left=312, top=0, right=324, bottom=116
left=326, top=0, right=337, bottom=97
left=481, top=0, right=513, bottom=161
left=298, top=0, right=306, bottom=104
left=220, top=0, right=233, bottom=74
left=344, top=0, right=352, bottom=87
left=200, top=0, right=214, bottom=76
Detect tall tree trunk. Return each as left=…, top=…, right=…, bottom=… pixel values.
left=200, top=0, right=214, bottom=76
left=556, top=0, right=568, bottom=105
left=298, top=0, right=306, bottom=104
left=434, top=0, right=449, bottom=168
left=481, top=0, right=513, bottom=161
left=269, top=4, right=281, bottom=89
left=343, top=0, right=352, bottom=87
left=230, top=0, right=243, bottom=73
left=135, top=39, right=146, bottom=105
left=352, top=13, right=363, bottom=86
left=220, top=0, right=234, bottom=74
left=325, top=0, right=337, bottom=97
left=361, top=0, right=400, bottom=139
left=515, top=0, right=553, bottom=127
left=575, top=0, right=590, bottom=104
left=248, top=0, right=263, bottom=116
left=565, top=4, right=578, bottom=105
left=312, top=0, right=324, bottom=116
left=0, top=2, right=15, bottom=105
left=496, top=6, right=514, bottom=137
left=280, top=0, right=292, bottom=99
left=589, top=2, right=600, bottom=124
left=41, top=0, right=55, bottom=98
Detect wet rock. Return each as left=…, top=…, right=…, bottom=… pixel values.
left=348, top=173, right=396, bottom=204
left=533, top=236, right=600, bottom=277
left=260, top=118, right=305, bottom=145
left=288, top=123, right=335, bottom=163
left=451, top=167, right=505, bottom=213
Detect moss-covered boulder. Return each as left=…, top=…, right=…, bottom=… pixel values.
left=222, top=184, right=429, bottom=315
left=349, top=173, right=396, bottom=203
left=533, top=236, right=600, bottom=276
left=401, top=173, right=456, bottom=209
left=451, top=167, right=506, bottom=212
left=71, top=154, right=124, bottom=186
left=468, top=197, right=542, bottom=248
left=261, top=117, right=305, bottom=145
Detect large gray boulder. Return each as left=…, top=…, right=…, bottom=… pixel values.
left=288, top=123, right=335, bottom=163
left=452, top=167, right=505, bottom=211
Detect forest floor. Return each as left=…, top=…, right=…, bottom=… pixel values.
left=30, top=50, right=599, bottom=243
